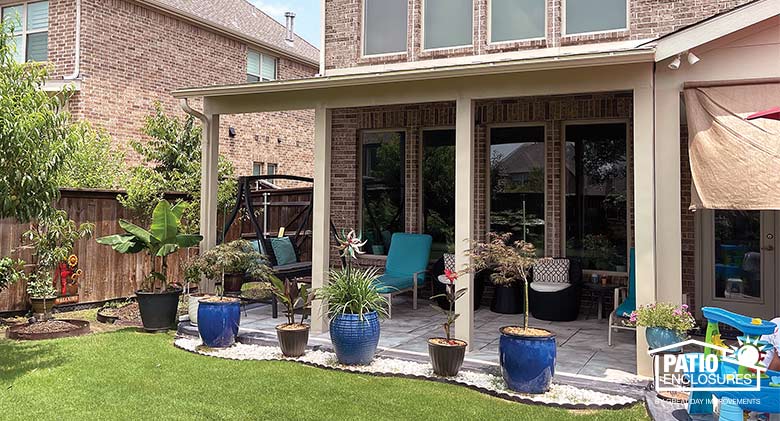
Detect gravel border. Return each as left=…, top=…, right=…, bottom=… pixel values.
left=174, top=337, right=638, bottom=410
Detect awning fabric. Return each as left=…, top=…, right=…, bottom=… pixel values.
left=683, top=83, right=780, bottom=210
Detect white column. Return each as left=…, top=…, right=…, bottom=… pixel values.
left=311, top=106, right=332, bottom=333
left=654, top=80, right=683, bottom=306
left=454, top=96, right=475, bottom=350
left=633, top=71, right=657, bottom=377
left=200, top=112, right=220, bottom=293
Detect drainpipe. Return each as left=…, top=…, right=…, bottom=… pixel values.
left=63, top=0, right=81, bottom=80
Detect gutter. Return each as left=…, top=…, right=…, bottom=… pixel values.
left=134, top=0, right=319, bottom=68
left=179, top=98, right=209, bottom=129
left=63, top=0, right=81, bottom=80
left=173, top=48, right=655, bottom=99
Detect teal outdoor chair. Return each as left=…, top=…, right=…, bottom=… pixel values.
left=374, top=233, right=433, bottom=318
left=608, top=247, right=636, bottom=346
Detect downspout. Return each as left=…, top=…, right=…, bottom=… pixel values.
left=179, top=98, right=208, bottom=128
left=63, top=0, right=81, bottom=80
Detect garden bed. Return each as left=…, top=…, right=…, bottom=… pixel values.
left=6, top=319, right=90, bottom=340
left=96, top=302, right=142, bottom=326
left=174, top=337, right=638, bottom=410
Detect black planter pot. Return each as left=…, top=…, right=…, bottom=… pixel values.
left=428, top=338, right=467, bottom=377
left=276, top=324, right=310, bottom=357
left=223, top=274, right=244, bottom=295
left=136, top=288, right=182, bottom=332
left=491, top=283, right=524, bottom=314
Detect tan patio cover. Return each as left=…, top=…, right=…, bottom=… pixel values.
left=683, top=82, right=780, bottom=210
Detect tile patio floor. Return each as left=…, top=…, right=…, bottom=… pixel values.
left=236, top=295, right=642, bottom=384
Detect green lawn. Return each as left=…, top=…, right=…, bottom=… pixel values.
left=0, top=329, right=649, bottom=420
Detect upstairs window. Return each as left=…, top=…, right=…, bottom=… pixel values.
left=490, top=0, right=545, bottom=43
left=252, top=162, right=264, bottom=176
left=423, top=0, right=473, bottom=50
left=363, top=0, right=407, bottom=56
left=564, top=0, right=627, bottom=35
left=266, top=163, right=278, bottom=176
left=247, top=51, right=277, bottom=82
left=2, top=1, right=48, bottom=63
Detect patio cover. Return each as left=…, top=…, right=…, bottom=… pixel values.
left=683, top=81, right=780, bottom=210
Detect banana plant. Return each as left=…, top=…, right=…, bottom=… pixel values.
left=97, top=200, right=202, bottom=293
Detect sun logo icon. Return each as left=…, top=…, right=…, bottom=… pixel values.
left=727, top=335, right=770, bottom=368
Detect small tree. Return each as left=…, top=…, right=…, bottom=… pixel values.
left=0, top=21, right=73, bottom=222
left=56, top=122, right=126, bottom=189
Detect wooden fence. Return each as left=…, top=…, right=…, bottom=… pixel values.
left=0, top=186, right=314, bottom=313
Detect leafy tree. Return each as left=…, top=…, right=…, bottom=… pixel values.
left=119, top=103, right=236, bottom=232
left=0, top=21, right=72, bottom=222
left=56, top=122, right=126, bottom=189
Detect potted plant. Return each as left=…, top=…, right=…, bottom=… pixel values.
left=468, top=232, right=554, bottom=394
left=317, top=230, right=388, bottom=365
left=428, top=268, right=467, bottom=377
left=182, top=257, right=208, bottom=326
left=188, top=240, right=268, bottom=294
left=97, top=200, right=202, bottom=332
left=627, top=303, right=695, bottom=350
left=26, top=272, right=57, bottom=318
left=269, top=278, right=314, bottom=357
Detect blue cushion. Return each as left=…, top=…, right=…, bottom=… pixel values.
left=385, top=233, right=432, bottom=279
left=374, top=272, right=426, bottom=294
left=615, top=247, right=636, bottom=317
left=270, top=237, right=297, bottom=266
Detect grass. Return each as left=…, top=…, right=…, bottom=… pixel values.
left=0, top=328, right=649, bottom=420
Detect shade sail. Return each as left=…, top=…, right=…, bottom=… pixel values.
left=683, top=83, right=780, bottom=210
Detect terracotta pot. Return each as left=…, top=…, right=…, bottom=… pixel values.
left=276, top=324, right=310, bottom=357
left=428, top=338, right=467, bottom=377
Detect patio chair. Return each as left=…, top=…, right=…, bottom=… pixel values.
left=528, top=257, right=583, bottom=321
left=608, top=248, right=636, bottom=346
left=374, top=233, right=432, bottom=318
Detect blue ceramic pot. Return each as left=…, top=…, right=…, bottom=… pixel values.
left=645, top=327, right=685, bottom=351
left=197, top=298, right=241, bottom=348
left=329, top=312, right=380, bottom=365
left=499, top=327, right=556, bottom=394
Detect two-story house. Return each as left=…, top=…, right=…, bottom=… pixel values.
left=1, top=0, right=319, bottom=177
left=173, top=0, right=780, bottom=376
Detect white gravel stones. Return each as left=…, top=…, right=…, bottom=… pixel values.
left=174, top=337, right=636, bottom=408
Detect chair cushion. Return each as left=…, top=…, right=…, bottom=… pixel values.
left=374, top=273, right=418, bottom=294
left=270, top=237, right=297, bottom=265
left=385, top=233, right=432, bottom=277
left=533, top=258, right=570, bottom=283
left=530, top=281, right=572, bottom=293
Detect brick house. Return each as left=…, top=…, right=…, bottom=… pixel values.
left=1, top=0, right=319, bottom=177
left=174, top=0, right=780, bottom=376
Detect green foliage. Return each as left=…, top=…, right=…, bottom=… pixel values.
left=183, top=240, right=275, bottom=289
left=627, top=303, right=696, bottom=335
left=119, top=103, right=237, bottom=232
left=56, top=122, right=126, bottom=189
left=97, top=200, right=202, bottom=292
left=317, top=267, right=388, bottom=320
left=0, top=257, right=25, bottom=293
left=581, top=234, right=618, bottom=271
left=269, top=278, right=314, bottom=325
left=21, top=209, right=95, bottom=274
left=25, top=272, right=56, bottom=299
left=0, top=21, right=73, bottom=222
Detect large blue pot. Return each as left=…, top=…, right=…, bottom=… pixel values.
left=499, top=327, right=556, bottom=394
left=197, top=298, right=241, bottom=348
left=646, top=327, right=685, bottom=351
left=329, top=312, right=380, bottom=365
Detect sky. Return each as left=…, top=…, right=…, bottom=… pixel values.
left=249, top=0, right=321, bottom=48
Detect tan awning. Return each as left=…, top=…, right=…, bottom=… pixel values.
left=683, top=82, right=780, bottom=210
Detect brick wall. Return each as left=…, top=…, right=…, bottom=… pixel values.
left=324, top=0, right=752, bottom=70
left=45, top=0, right=317, bottom=178
left=680, top=122, right=696, bottom=313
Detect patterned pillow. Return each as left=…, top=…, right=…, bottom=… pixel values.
left=533, top=258, right=570, bottom=284
left=443, top=254, right=455, bottom=272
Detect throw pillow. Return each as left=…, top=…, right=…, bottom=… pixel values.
left=533, top=258, right=570, bottom=283
left=270, top=237, right=297, bottom=266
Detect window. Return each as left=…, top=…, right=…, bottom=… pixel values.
left=490, top=0, right=545, bottom=43
left=247, top=51, right=277, bottom=82
left=363, top=0, right=407, bottom=55
left=490, top=126, right=546, bottom=253
left=266, top=163, right=278, bottom=176
left=565, top=0, right=627, bottom=35
left=2, top=1, right=48, bottom=63
left=361, top=131, right=405, bottom=256
left=422, top=130, right=455, bottom=260
left=423, top=0, right=472, bottom=50
left=565, top=123, right=628, bottom=272
left=252, top=162, right=264, bottom=176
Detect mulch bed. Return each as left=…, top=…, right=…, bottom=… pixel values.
left=97, top=302, right=142, bottom=326
left=6, top=319, right=90, bottom=340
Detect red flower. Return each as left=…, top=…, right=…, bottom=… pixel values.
left=444, top=269, right=458, bottom=283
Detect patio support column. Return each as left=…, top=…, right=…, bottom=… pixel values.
left=454, top=96, right=475, bottom=350
left=311, top=105, right=332, bottom=333
left=200, top=106, right=220, bottom=293
left=633, top=70, right=658, bottom=377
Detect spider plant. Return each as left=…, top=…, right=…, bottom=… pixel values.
left=317, top=266, right=388, bottom=321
